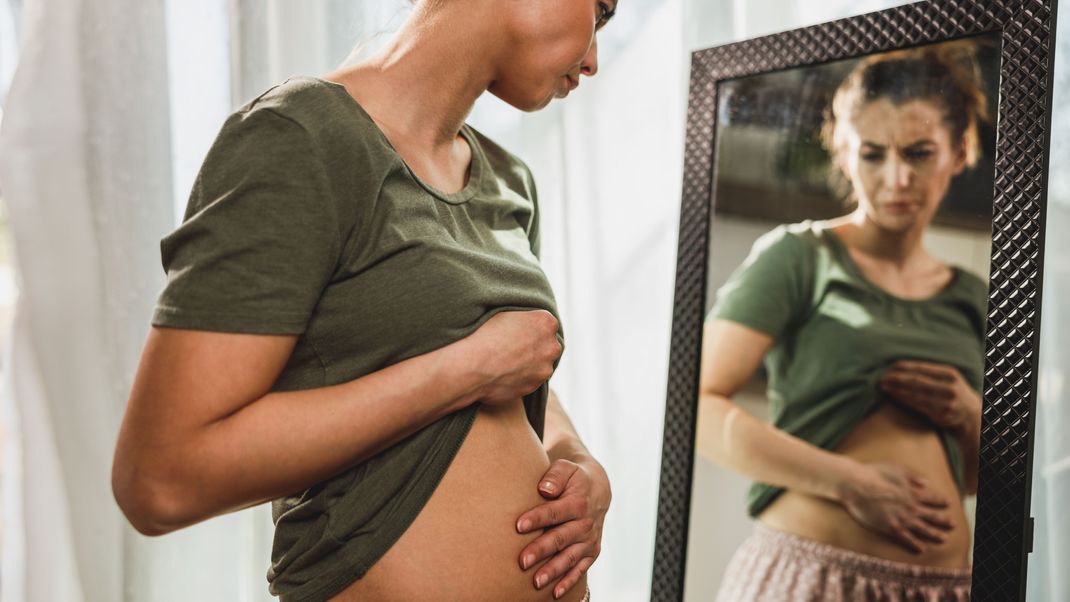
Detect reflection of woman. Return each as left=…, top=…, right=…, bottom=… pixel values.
left=111, top=2, right=615, bottom=601
left=702, top=45, right=989, bottom=600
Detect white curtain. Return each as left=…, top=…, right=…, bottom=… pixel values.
left=0, top=0, right=173, bottom=601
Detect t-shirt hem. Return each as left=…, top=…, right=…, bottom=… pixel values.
left=709, top=310, right=782, bottom=337
left=273, top=405, right=480, bottom=602
left=152, top=305, right=308, bottom=335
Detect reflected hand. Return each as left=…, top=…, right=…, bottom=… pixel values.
left=879, top=360, right=981, bottom=434
left=839, top=461, right=954, bottom=554
left=515, top=457, right=610, bottom=599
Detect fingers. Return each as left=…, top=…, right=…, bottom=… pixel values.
left=881, top=372, right=952, bottom=400
left=907, top=521, right=945, bottom=545
left=537, top=460, right=580, bottom=499
left=918, top=508, right=955, bottom=531
left=517, top=495, right=587, bottom=534
left=880, top=382, right=927, bottom=411
left=893, top=361, right=958, bottom=382
left=530, top=542, right=590, bottom=595
left=551, top=555, right=596, bottom=599
left=908, top=476, right=950, bottom=508
left=892, top=524, right=926, bottom=555
left=518, top=517, right=594, bottom=570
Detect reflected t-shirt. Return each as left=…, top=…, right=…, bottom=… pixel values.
left=151, top=76, right=563, bottom=602
left=708, top=220, right=987, bottom=518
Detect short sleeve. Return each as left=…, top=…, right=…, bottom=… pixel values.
left=151, top=108, right=341, bottom=334
left=709, top=226, right=815, bottom=338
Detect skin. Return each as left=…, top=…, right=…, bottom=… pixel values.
left=837, top=98, right=981, bottom=499
left=113, top=0, right=616, bottom=599
left=321, top=0, right=612, bottom=196
left=697, top=98, right=983, bottom=566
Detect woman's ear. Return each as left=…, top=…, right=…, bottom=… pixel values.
left=952, top=138, right=968, bottom=176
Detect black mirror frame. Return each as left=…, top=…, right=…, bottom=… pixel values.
left=651, top=2, right=1059, bottom=601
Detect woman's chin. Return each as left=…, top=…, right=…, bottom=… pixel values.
left=875, top=214, right=922, bottom=233
left=489, top=89, right=554, bottom=113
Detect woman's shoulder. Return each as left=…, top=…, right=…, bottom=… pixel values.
left=239, top=76, right=356, bottom=121
left=227, top=76, right=392, bottom=158
left=463, top=125, right=536, bottom=194
left=951, top=265, right=988, bottom=290
left=751, top=219, right=825, bottom=257
left=948, top=265, right=990, bottom=307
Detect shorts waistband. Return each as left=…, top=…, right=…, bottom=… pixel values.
left=750, top=523, right=972, bottom=586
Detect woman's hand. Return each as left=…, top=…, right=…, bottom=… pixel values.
left=515, top=456, right=611, bottom=599
left=879, top=360, right=981, bottom=434
left=838, top=461, right=955, bottom=554
left=460, top=310, right=562, bottom=406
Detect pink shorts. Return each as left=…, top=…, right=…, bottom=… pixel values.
left=715, top=523, right=972, bottom=601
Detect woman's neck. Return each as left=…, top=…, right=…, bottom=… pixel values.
left=833, top=210, right=932, bottom=270
left=325, top=5, right=501, bottom=151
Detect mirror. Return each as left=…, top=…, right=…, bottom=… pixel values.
left=684, top=33, right=1001, bottom=600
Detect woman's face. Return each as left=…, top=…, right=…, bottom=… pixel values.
left=491, top=0, right=616, bottom=111
left=838, top=98, right=967, bottom=233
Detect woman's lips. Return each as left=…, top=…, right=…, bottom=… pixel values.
left=885, top=200, right=918, bottom=213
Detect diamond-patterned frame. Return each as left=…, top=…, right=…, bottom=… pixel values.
left=651, top=1, right=1057, bottom=600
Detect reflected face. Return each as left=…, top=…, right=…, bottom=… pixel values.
left=490, top=0, right=615, bottom=111
left=839, top=99, right=967, bottom=233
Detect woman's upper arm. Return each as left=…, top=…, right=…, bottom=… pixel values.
left=699, top=319, right=775, bottom=399
left=113, top=326, right=298, bottom=531
left=121, top=327, right=297, bottom=439
left=701, top=226, right=812, bottom=397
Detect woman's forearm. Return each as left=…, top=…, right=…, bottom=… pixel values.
left=117, top=340, right=481, bottom=535
left=543, top=389, right=592, bottom=462
left=696, top=393, right=860, bottom=503
left=542, top=389, right=611, bottom=508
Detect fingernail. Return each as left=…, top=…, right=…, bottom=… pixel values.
left=555, top=587, right=564, bottom=599
left=536, top=574, right=546, bottom=588
left=518, top=519, right=531, bottom=533
left=541, top=481, right=556, bottom=494
left=522, top=554, right=535, bottom=570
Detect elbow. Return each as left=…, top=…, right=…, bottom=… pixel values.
left=111, top=456, right=194, bottom=537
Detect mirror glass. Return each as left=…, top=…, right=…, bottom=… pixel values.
left=685, top=33, right=1001, bottom=600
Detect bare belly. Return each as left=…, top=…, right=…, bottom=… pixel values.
left=330, top=400, right=588, bottom=602
left=758, top=402, right=971, bottom=568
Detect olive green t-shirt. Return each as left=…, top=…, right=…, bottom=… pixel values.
left=708, top=221, right=987, bottom=518
left=151, top=76, right=563, bottom=602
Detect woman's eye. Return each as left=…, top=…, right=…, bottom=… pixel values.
left=903, top=149, right=934, bottom=162
left=861, top=153, right=884, bottom=163
left=596, top=3, right=613, bottom=29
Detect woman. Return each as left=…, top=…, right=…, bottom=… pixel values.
left=701, top=44, right=990, bottom=601
left=110, top=1, right=615, bottom=600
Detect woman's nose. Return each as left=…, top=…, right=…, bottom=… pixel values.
left=885, top=154, right=912, bottom=188
left=581, top=37, right=599, bottom=77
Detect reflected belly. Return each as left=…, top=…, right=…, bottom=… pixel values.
left=758, top=402, right=971, bottom=568
left=330, top=401, right=588, bottom=602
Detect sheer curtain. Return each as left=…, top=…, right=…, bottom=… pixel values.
left=0, top=0, right=173, bottom=601
left=0, top=1, right=377, bottom=599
